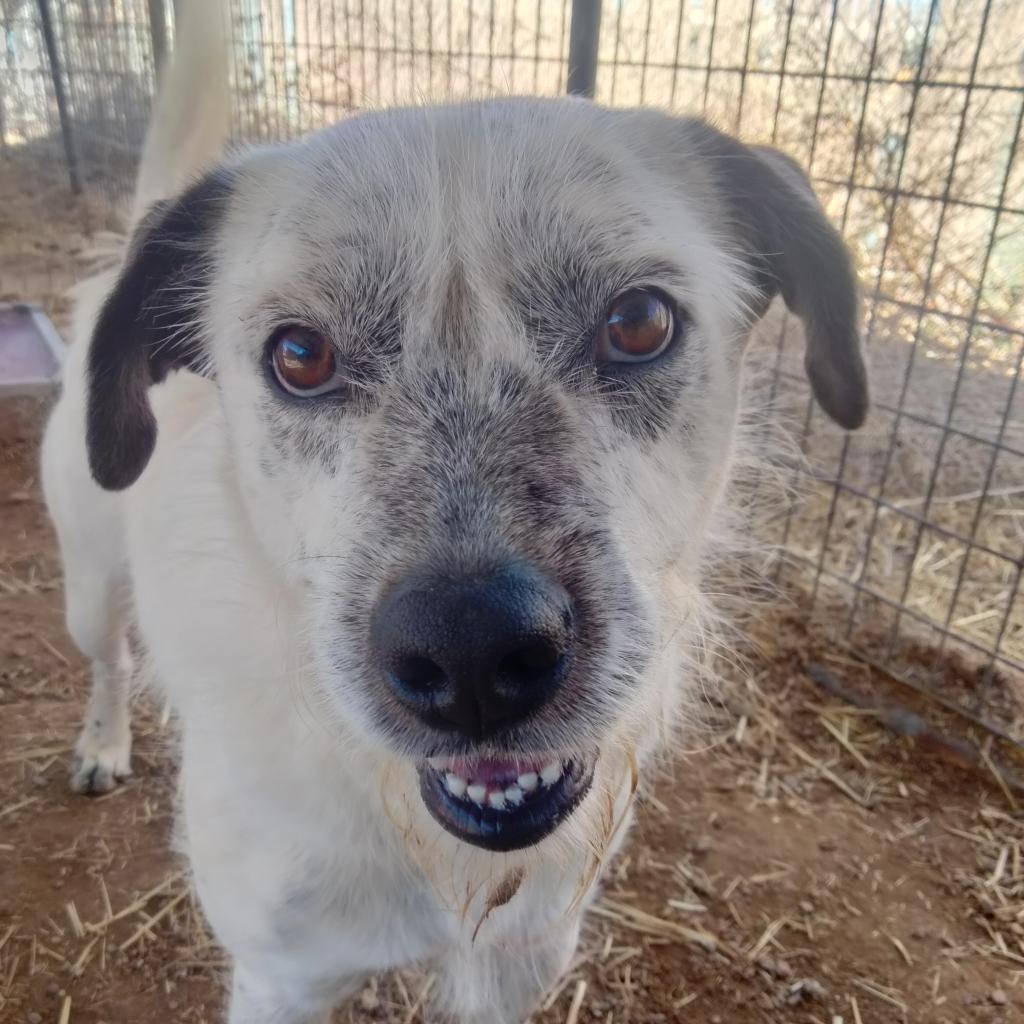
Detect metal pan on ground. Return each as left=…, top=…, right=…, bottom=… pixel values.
left=0, top=303, right=65, bottom=397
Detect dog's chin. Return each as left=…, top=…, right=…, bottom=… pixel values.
left=416, top=753, right=596, bottom=853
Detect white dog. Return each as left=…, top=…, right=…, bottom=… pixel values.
left=42, top=4, right=867, bottom=1021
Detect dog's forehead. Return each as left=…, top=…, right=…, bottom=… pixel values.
left=231, top=101, right=712, bottom=279
left=215, top=99, right=744, bottom=358
left=298, top=101, right=648, bottom=227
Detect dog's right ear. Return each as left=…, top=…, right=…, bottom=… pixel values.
left=86, top=170, right=234, bottom=491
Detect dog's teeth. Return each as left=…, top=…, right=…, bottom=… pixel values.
left=517, top=771, right=539, bottom=792
left=467, top=783, right=487, bottom=805
left=488, top=790, right=507, bottom=810
left=445, top=773, right=467, bottom=798
left=540, top=761, right=562, bottom=786
left=504, top=785, right=524, bottom=805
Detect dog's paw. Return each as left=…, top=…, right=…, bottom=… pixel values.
left=70, top=733, right=131, bottom=795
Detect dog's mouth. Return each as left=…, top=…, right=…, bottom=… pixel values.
left=417, top=753, right=595, bottom=852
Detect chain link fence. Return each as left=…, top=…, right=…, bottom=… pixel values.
left=2, top=0, right=1022, bottom=740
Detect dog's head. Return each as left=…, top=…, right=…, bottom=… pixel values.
left=86, top=99, right=866, bottom=854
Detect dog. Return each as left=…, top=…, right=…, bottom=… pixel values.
left=41, top=4, right=867, bottom=1020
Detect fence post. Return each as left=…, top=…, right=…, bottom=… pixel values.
left=148, top=0, right=170, bottom=82
left=36, top=0, right=82, bottom=194
left=566, top=0, right=602, bottom=98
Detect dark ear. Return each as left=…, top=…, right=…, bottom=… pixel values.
left=693, top=124, right=868, bottom=430
left=87, top=171, right=234, bottom=491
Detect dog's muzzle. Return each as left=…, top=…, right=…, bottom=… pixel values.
left=371, top=563, right=595, bottom=850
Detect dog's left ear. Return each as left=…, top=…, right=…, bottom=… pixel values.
left=692, top=123, right=868, bottom=430
left=87, top=170, right=234, bottom=491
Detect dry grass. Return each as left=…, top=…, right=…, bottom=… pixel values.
left=4, top=592, right=1024, bottom=1022
left=0, top=150, right=118, bottom=334
left=747, top=304, right=1024, bottom=709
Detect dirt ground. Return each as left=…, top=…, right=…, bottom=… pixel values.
left=0, top=149, right=119, bottom=333
left=2, top=390, right=1022, bottom=1024
left=2, top=147, right=1023, bottom=1023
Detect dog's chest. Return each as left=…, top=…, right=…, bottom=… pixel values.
left=181, top=733, right=452, bottom=978
left=273, top=841, right=447, bottom=972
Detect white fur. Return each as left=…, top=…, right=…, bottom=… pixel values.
left=41, top=4, right=858, bottom=1021
left=43, top=270, right=135, bottom=795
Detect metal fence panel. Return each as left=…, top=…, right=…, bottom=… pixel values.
left=1, top=0, right=1021, bottom=737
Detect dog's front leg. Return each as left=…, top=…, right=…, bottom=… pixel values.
left=436, top=917, right=581, bottom=1024
left=227, top=965, right=342, bottom=1024
left=67, top=585, right=134, bottom=795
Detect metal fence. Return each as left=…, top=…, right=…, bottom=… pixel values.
left=3, top=0, right=1023, bottom=739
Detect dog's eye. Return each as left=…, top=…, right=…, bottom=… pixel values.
left=597, top=289, right=675, bottom=364
left=270, top=327, right=340, bottom=396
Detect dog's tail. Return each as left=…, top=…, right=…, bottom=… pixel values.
left=131, top=0, right=232, bottom=223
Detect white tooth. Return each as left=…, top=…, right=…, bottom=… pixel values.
left=540, top=761, right=562, bottom=786
left=445, top=773, right=467, bottom=798
left=488, top=790, right=507, bottom=810
left=517, top=772, right=539, bottom=792
left=467, top=783, right=487, bottom=805
left=504, top=785, right=524, bottom=805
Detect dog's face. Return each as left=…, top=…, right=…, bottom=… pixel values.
left=86, top=99, right=866, bottom=854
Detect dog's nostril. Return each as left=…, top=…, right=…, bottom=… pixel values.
left=391, top=655, right=446, bottom=693
left=498, top=639, right=565, bottom=686
left=371, top=562, right=574, bottom=739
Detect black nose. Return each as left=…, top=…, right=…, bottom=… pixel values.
left=370, top=564, right=574, bottom=740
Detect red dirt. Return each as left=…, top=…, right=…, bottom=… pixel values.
left=1, top=395, right=1020, bottom=1024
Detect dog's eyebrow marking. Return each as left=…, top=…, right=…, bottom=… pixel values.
left=506, top=253, right=688, bottom=394
left=437, top=260, right=475, bottom=353
left=510, top=254, right=685, bottom=334
left=248, top=250, right=406, bottom=359
left=246, top=306, right=392, bottom=376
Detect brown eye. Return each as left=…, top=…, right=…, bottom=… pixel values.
left=598, top=288, right=676, bottom=363
left=270, top=327, right=339, bottom=396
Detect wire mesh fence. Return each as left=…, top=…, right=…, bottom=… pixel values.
left=2, top=0, right=162, bottom=200
left=2, top=0, right=1022, bottom=738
